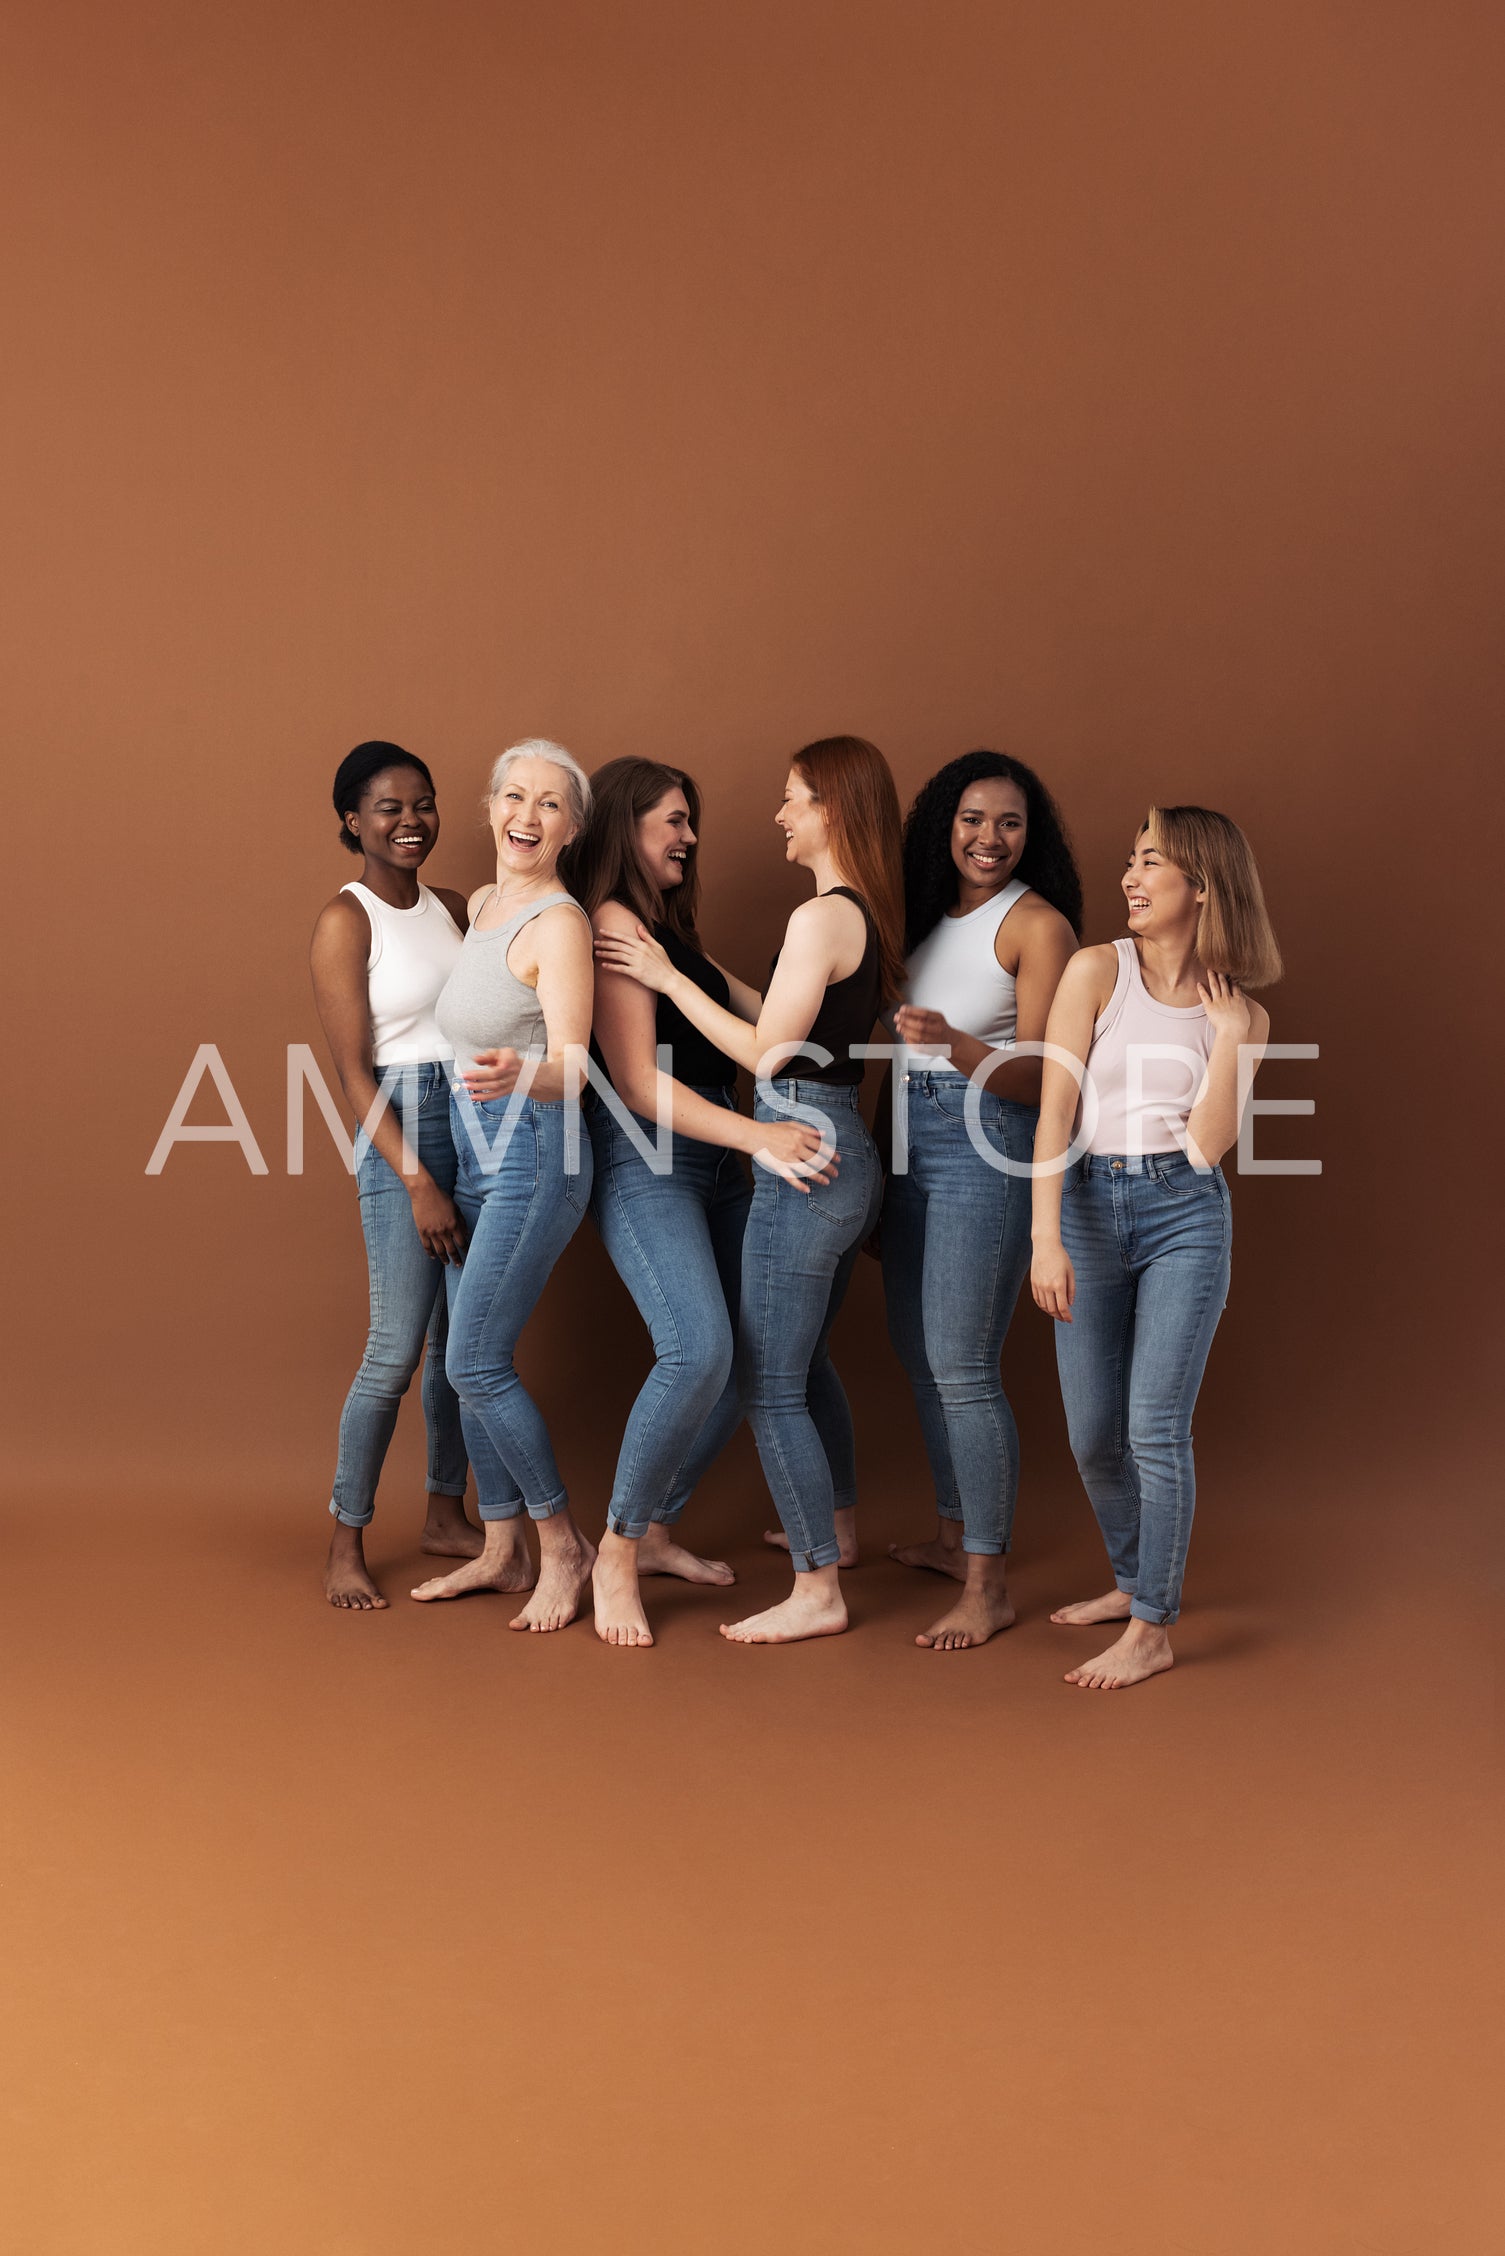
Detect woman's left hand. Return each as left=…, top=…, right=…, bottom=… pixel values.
left=894, top=1005, right=955, bottom=1054
left=594, top=923, right=676, bottom=994
left=1197, top=971, right=1253, bottom=1041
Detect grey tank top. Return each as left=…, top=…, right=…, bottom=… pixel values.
left=434, top=890, right=586, bottom=1064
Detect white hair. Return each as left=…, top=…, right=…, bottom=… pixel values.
left=486, top=739, right=592, bottom=831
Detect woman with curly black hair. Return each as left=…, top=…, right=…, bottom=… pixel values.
left=883, top=751, right=1081, bottom=1649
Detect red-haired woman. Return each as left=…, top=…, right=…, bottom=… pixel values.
left=596, top=736, right=905, bottom=1643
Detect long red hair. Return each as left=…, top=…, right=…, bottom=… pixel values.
left=791, top=736, right=907, bottom=1003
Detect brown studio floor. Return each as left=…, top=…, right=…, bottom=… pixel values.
left=1, top=1447, right=1493, bottom=2256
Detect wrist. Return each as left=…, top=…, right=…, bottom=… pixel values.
left=405, top=1168, right=436, bottom=1198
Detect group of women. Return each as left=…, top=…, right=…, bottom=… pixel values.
left=310, top=731, right=1279, bottom=1690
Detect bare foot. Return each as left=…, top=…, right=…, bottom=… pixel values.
left=637, top=1523, right=735, bottom=1586
left=324, top=1524, right=389, bottom=1611
left=410, top=1520, right=535, bottom=1601
left=917, top=1585, right=1016, bottom=1652
left=510, top=1515, right=596, bottom=1634
left=889, top=1522, right=967, bottom=1582
left=592, top=1531, right=653, bottom=1647
left=1050, top=1589, right=1133, bottom=1627
left=721, top=1570, right=847, bottom=1645
left=419, top=1492, right=485, bottom=1560
left=764, top=1506, right=858, bottom=1568
left=1065, top=1620, right=1174, bottom=1690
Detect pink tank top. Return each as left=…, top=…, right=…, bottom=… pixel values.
left=1083, top=939, right=1214, bottom=1156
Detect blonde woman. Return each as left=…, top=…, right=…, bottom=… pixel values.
left=1031, top=806, right=1280, bottom=1689
left=411, top=741, right=598, bottom=1634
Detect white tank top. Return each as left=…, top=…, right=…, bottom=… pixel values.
left=1083, top=939, right=1215, bottom=1156
left=341, top=881, right=465, bottom=1066
left=900, top=879, right=1032, bottom=1069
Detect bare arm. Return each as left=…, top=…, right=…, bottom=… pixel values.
left=893, top=899, right=1077, bottom=1100
left=591, top=904, right=835, bottom=1187
left=308, top=895, right=465, bottom=1261
left=595, top=895, right=860, bottom=1077
left=1185, top=982, right=1270, bottom=1168
left=1030, top=946, right=1119, bottom=1322
left=505, top=903, right=595, bottom=1104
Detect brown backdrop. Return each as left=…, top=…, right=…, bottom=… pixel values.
left=6, top=0, right=1498, bottom=1504
left=2, top=6, right=1499, bottom=2252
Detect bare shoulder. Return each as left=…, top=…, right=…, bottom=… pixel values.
left=1062, top=941, right=1119, bottom=991
left=1247, top=997, right=1271, bottom=1045
left=790, top=890, right=862, bottom=940
left=532, top=897, right=593, bottom=953
left=312, top=888, right=369, bottom=952
left=592, top=896, right=642, bottom=939
left=467, top=883, right=496, bottom=921
left=433, top=885, right=470, bottom=931
left=1002, top=892, right=1077, bottom=960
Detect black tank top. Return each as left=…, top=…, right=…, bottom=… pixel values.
left=652, top=924, right=738, bottom=1090
left=774, top=888, right=882, bottom=1085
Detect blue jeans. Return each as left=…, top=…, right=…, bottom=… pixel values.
left=740, top=1081, right=883, bottom=1571
left=445, top=1090, right=592, bottom=1521
left=329, top=1062, right=471, bottom=1528
left=1054, top=1151, right=1232, bottom=1624
left=589, top=1088, right=753, bottom=1538
left=881, top=1073, right=1037, bottom=1555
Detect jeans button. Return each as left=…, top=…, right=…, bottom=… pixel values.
left=1111, top=1160, right=1123, bottom=1171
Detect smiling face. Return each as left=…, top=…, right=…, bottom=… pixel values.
left=636, top=787, right=696, bottom=892
left=774, top=767, right=829, bottom=868
left=345, top=765, right=439, bottom=869
left=490, top=756, right=579, bottom=878
left=1122, top=823, right=1204, bottom=937
left=950, top=775, right=1027, bottom=897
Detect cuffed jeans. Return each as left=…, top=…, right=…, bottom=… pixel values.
left=1054, top=1151, right=1232, bottom=1625
left=328, top=1063, right=471, bottom=1528
left=882, top=1072, right=1037, bottom=1555
left=740, top=1081, right=882, bottom=1572
left=589, top=1087, right=753, bottom=1538
left=445, top=1089, right=591, bottom=1521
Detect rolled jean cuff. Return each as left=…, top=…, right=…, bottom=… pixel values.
left=478, top=1497, right=527, bottom=1523
left=789, top=1541, right=842, bottom=1572
left=938, top=1500, right=964, bottom=1521
left=606, top=1507, right=653, bottom=1539
left=1115, top=1576, right=1138, bottom=1594
left=963, top=1539, right=1006, bottom=1557
left=1130, top=1598, right=1176, bottom=1625
left=425, top=1479, right=468, bottom=1499
left=517, top=1489, right=569, bottom=1525
left=328, top=1500, right=373, bottom=1529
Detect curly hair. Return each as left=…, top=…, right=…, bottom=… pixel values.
left=901, top=750, right=1083, bottom=953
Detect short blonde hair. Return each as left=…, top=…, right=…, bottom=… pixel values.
left=1144, top=806, right=1283, bottom=989
left=487, top=739, right=592, bottom=832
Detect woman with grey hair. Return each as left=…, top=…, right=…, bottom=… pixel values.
left=410, top=740, right=600, bottom=1632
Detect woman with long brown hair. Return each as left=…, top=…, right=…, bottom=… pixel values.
left=1031, top=805, right=1280, bottom=1688
left=597, top=736, right=905, bottom=1644
left=570, top=757, right=839, bottom=1649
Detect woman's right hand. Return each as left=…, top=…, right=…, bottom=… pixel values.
left=594, top=922, right=676, bottom=995
left=751, top=1118, right=839, bottom=1192
left=1031, top=1239, right=1075, bottom=1322
left=410, top=1177, right=467, bottom=1265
